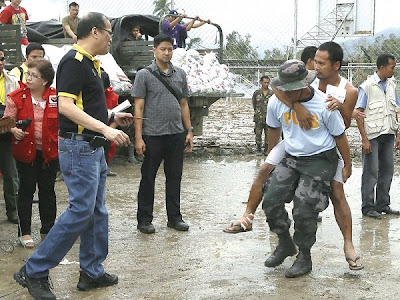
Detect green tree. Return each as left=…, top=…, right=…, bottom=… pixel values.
left=153, top=0, right=171, bottom=18
left=263, top=48, right=286, bottom=60
left=224, top=31, right=258, bottom=60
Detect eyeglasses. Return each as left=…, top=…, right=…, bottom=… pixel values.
left=97, top=27, right=113, bottom=38
left=0, top=57, right=5, bottom=62
left=24, top=71, right=42, bottom=79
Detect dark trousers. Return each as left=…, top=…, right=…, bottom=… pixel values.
left=0, top=140, right=19, bottom=217
left=16, top=151, right=58, bottom=236
left=361, top=134, right=394, bottom=213
left=137, top=133, right=185, bottom=224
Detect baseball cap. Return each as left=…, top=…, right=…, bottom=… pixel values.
left=271, top=59, right=316, bottom=91
left=169, top=10, right=178, bottom=15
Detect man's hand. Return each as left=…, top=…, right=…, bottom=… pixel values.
left=352, top=109, right=366, bottom=121
left=293, top=102, right=314, bottom=129
left=185, top=132, right=194, bottom=153
left=11, top=127, right=28, bottom=141
left=342, top=163, right=352, bottom=183
left=325, top=95, right=342, bottom=111
left=102, top=127, right=130, bottom=147
left=135, top=137, right=146, bottom=156
left=362, top=139, right=372, bottom=154
left=114, top=112, right=134, bottom=127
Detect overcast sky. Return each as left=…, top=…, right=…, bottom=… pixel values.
left=10, top=0, right=400, bottom=52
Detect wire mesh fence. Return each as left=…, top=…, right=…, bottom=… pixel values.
left=71, top=0, right=400, bottom=91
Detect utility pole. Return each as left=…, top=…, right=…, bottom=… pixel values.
left=293, top=0, right=298, bottom=59
left=171, top=0, right=174, bottom=10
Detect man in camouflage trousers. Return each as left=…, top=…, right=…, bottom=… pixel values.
left=252, top=75, right=273, bottom=154
left=262, top=60, right=352, bottom=278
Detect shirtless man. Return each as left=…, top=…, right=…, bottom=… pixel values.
left=224, top=42, right=363, bottom=270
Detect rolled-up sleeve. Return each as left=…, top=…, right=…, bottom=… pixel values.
left=355, top=87, right=367, bottom=109
left=3, top=96, right=18, bottom=119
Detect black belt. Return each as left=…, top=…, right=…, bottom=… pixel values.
left=59, top=132, right=108, bottom=148
left=59, top=132, right=95, bottom=142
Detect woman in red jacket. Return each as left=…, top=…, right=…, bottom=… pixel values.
left=4, top=59, right=58, bottom=248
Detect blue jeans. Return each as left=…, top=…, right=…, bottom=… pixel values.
left=361, top=134, right=394, bottom=214
left=26, top=139, right=108, bottom=279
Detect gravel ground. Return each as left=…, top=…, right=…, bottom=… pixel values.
left=193, top=98, right=400, bottom=165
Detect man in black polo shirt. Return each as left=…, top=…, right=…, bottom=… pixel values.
left=132, top=33, right=194, bottom=234
left=14, top=12, right=132, bottom=300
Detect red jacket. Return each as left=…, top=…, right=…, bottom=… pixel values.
left=9, top=86, right=58, bottom=164
left=105, top=87, right=119, bottom=162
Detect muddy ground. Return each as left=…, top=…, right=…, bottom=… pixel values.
left=1, top=99, right=400, bottom=300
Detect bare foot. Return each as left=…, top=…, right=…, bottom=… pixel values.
left=344, top=241, right=363, bottom=270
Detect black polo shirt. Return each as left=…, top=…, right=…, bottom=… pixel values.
left=57, top=45, right=107, bottom=135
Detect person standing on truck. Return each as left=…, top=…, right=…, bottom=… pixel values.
left=62, top=1, right=80, bottom=42
left=132, top=33, right=194, bottom=234
left=0, top=0, right=29, bottom=45
left=162, top=9, right=209, bottom=49
left=10, top=42, right=45, bottom=86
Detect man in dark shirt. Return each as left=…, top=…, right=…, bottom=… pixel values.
left=13, top=12, right=132, bottom=300
left=132, top=33, right=193, bottom=234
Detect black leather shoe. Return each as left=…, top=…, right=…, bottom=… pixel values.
left=167, top=220, right=189, bottom=231
left=137, top=223, right=156, bottom=234
left=380, top=207, right=400, bottom=215
left=265, top=236, right=297, bottom=267
left=77, top=271, right=118, bottom=291
left=285, top=250, right=312, bottom=278
left=363, top=210, right=381, bottom=219
left=14, top=265, right=56, bottom=300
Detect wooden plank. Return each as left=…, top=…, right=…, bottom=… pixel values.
left=45, top=38, right=73, bottom=48
left=0, top=24, right=22, bottom=64
left=122, top=52, right=153, bottom=57
left=121, top=44, right=152, bottom=50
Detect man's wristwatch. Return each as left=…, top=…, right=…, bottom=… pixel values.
left=187, top=127, right=194, bottom=133
left=110, top=112, right=115, bottom=123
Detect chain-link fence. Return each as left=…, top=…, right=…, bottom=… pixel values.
left=69, top=0, right=399, bottom=92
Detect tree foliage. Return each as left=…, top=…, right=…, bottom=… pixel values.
left=224, top=31, right=259, bottom=60
left=153, top=0, right=171, bottom=18
left=263, top=48, right=287, bottom=60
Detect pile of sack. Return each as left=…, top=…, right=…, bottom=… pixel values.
left=41, top=44, right=132, bottom=93
left=171, top=48, right=236, bottom=94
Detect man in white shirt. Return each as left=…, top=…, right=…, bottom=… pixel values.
left=262, top=59, right=351, bottom=278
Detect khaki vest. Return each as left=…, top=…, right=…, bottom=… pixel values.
left=360, top=75, right=398, bottom=140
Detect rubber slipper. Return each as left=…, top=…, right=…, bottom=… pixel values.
left=223, top=223, right=250, bottom=234
left=19, top=236, right=34, bottom=248
left=223, top=213, right=254, bottom=234
left=346, top=256, right=364, bottom=270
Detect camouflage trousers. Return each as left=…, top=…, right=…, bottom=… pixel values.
left=262, top=148, right=338, bottom=249
left=254, top=122, right=268, bottom=148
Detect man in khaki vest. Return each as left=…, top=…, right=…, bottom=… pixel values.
left=355, top=53, right=400, bottom=219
